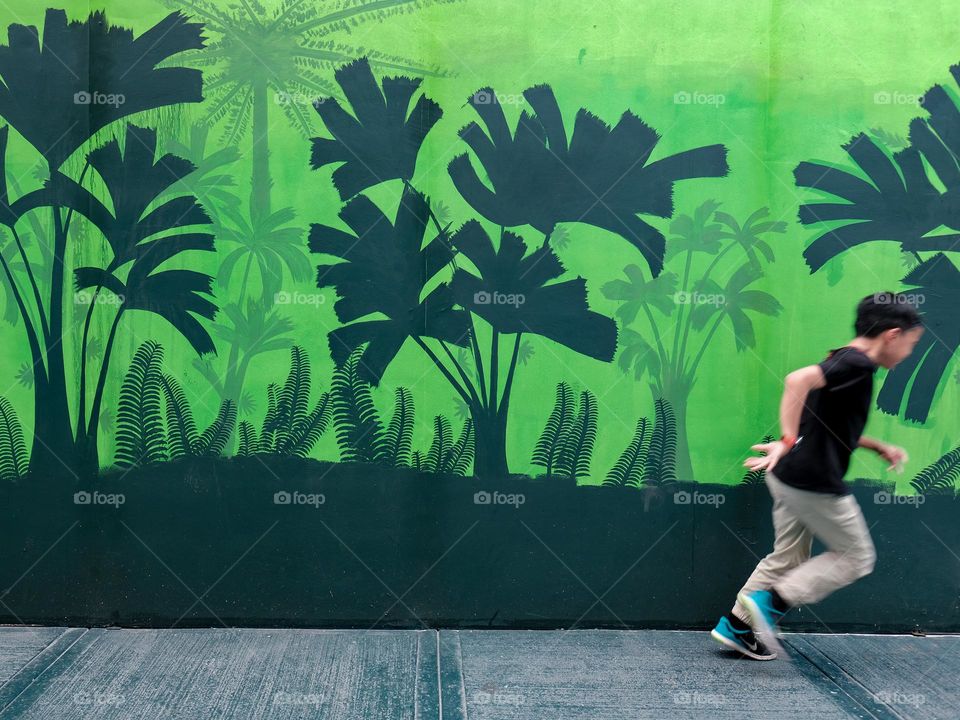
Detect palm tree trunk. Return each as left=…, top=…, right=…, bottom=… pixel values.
left=251, top=75, right=271, bottom=216
left=472, top=406, right=509, bottom=479
left=32, top=205, right=75, bottom=476
left=80, top=309, right=123, bottom=476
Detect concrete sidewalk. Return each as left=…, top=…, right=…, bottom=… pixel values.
left=0, top=628, right=955, bottom=719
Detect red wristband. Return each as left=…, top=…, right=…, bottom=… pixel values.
left=780, top=434, right=796, bottom=450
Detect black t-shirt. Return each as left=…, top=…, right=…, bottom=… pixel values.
left=772, top=346, right=878, bottom=495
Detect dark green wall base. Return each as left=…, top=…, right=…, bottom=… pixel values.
left=2, top=458, right=957, bottom=631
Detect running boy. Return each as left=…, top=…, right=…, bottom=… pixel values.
left=711, top=292, right=924, bottom=660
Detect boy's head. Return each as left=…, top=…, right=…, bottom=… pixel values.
left=855, top=292, right=924, bottom=368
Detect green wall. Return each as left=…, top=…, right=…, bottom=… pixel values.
left=0, top=0, right=956, bottom=488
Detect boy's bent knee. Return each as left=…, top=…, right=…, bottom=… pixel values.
left=850, top=542, right=876, bottom=579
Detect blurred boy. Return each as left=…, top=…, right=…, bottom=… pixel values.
left=711, top=292, right=923, bottom=659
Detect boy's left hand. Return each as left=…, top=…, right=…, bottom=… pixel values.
left=877, top=443, right=909, bottom=473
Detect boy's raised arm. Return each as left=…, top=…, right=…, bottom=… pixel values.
left=743, top=364, right=825, bottom=473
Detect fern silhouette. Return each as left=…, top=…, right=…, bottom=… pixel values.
left=276, top=346, right=310, bottom=447
left=643, top=398, right=678, bottom=485
left=740, top=434, right=776, bottom=485
left=0, top=396, right=27, bottom=480
left=237, top=420, right=259, bottom=457
left=259, top=383, right=282, bottom=453
left=160, top=374, right=199, bottom=459
left=161, top=374, right=237, bottom=459
left=424, top=415, right=453, bottom=473
left=604, top=417, right=651, bottom=487
left=246, top=346, right=332, bottom=457
left=115, top=341, right=167, bottom=468
left=412, top=450, right=425, bottom=472
left=383, top=387, right=415, bottom=467
left=196, top=400, right=237, bottom=456
left=556, top=389, right=598, bottom=480
left=910, top=445, right=960, bottom=496
left=332, top=347, right=386, bottom=463
left=531, top=382, right=575, bottom=476
left=443, top=418, right=475, bottom=476
left=420, top=416, right=474, bottom=475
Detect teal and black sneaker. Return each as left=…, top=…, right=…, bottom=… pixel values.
left=738, top=589, right=787, bottom=657
left=710, top=615, right=776, bottom=660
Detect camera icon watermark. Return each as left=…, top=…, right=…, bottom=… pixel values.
left=274, top=490, right=325, bottom=508
left=873, top=490, right=924, bottom=507
left=673, top=90, right=726, bottom=106
left=674, top=490, right=725, bottom=507
left=873, top=90, right=925, bottom=106
left=74, top=692, right=125, bottom=707
left=274, top=91, right=321, bottom=106
left=74, top=490, right=125, bottom=508
left=474, top=490, right=525, bottom=508
left=471, top=90, right=525, bottom=106
left=872, top=291, right=925, bottom=307
left=673, top=691, right=725, bottom=706
left=472, top=290, right=525, bottom=308
left=74, top=290, right=123, bottom=306
left=674, top=291, right=725, bottom=307
left=873, top=690, right=925, bottom=707
left=73, top=90, right=125, bottom=108
left=274, top=290, right=326, bottom=307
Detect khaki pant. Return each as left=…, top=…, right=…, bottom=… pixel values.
left=732, top=470, right=876, bottom=623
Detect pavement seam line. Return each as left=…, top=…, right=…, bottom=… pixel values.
left=783, top=636, right=906, bottom=720
left=0, top=627, right=98, bottom=715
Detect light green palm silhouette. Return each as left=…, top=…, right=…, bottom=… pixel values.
left=159, top=0, right=459, bottom=213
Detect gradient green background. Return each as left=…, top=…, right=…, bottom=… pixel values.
left=0, top=0, right=956, bottom=488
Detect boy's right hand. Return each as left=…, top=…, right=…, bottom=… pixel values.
left=743, top=440, right=788, bottom=473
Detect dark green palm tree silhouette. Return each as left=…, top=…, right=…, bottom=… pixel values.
left=160, top=0, right=457, bottom=213
left=603, top=201, right=784, bottom=479
left=75, top=242, right=217, bottom=472
left=35, top=124, right=218, bottom=472
left=0, top=9, right=204, bottom=474
left=447, top=221, right=616, bottom=476
left=311, top=184, right=470, bottom=384
left=795, top=64, right=960, bottom=421
left=448, top=85, right=730, bottom=277
left=63, top=124, right=212, bottom=458
left=311, top=57, right=443, bottom=200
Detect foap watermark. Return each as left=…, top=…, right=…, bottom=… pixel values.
left=673, top=691, right=726, bottom=707
left=873, top=690, right=926, bottom=708
left=274, top=490, right=325, bottom=508
left=874, top=490, right=925, bottom=508
left=474, top=490, right=525, bottom=508
left=673, top=90, right=725, bottom=106
left=74, top=290, right=123, bottom=306
left=274, top=91, right=324, bottom=106
left=74, top=490, right=125, bottom=508
left=674, top=290, right=725, bottom=307
left=872, top=291, right=925, bottom=307
left=74, top=692, right=125, bottom=707
left=273, top=692, right=323, bottom=706
left=873, top=90, right=925, bottom=107
left=471, top=90, right=525, bottom=106
left=473, top=290, right=524, bottom=308
left=471, top=684, right=524, bottom=707
left=74, top=90, right=125, bottom=108
left=274, top=290, right=326, bottom=307
left=674, top=490, right=725, bottom=507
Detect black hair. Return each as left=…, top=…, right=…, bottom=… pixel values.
left=855, top=292, right=923, bottom=337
